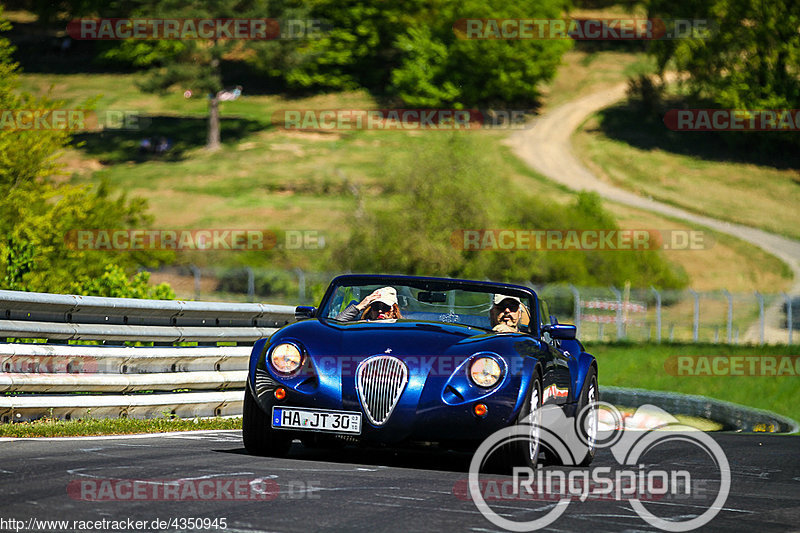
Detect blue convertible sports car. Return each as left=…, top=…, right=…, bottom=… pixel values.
left=243, top=274, right=598, bottom=467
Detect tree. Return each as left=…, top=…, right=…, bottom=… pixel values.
left=99, top=0, right=279, bottom=151
left=647, top=0, right=800, bottom=110
left=71, top=264, right=175, bottom=299
left=0, top=8, right=173, bottom=295
left=287, top=0, right=572, bottom=108
left=389, top=0, right=573, bottom=108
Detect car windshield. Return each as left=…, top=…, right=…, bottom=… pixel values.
left=318, top=277, right=536, bottom=332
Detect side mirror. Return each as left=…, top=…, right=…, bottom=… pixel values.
left=543, top=323, right=576, bottom=340
left=295, top=306, right=316, bottom=320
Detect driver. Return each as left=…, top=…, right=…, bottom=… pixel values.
left=335, top=287, right=403, bottom=321
left=490, top=294, right=523, bottom=333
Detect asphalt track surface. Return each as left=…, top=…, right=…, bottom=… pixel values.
left=0, top=430, right=798, bottom=532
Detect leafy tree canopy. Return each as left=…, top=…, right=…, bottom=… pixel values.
left=0, top=8, right=173, bottom=295
left=647, top=0, right=800, bottom=110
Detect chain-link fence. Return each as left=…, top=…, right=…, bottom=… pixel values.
left=147, top=266, right=797, bottom=345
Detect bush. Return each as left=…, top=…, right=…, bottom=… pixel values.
left=336, top=134, right=688, bottom=289
left=71, top=264, right=175, bottom=300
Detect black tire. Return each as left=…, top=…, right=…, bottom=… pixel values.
left=492, top=373, right=542, bottom=473
left=242, top=386, right=291, bottom=457
left=575, top=366, right=599, bottom=466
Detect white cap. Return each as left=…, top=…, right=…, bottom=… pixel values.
left=493, top=294, right=522, bottom=306
left=375, top=287, right=398, bottom=307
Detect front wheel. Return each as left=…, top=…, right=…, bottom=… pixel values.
left=242, top=385, right=291, bottom=457
left=495, top=373, right=542, bottom=472
left=575, top=367, right=599, bottom=466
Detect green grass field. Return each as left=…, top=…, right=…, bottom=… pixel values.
left=18, top=67, right=793, bottom=294
left=575, top=104, right=800, bottom=241
left=589, top=342, right=800, bottom=425
left=0, top=415, right=241, bottom=438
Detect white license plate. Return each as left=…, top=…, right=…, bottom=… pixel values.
left=272, top=407, right=362, bottom=434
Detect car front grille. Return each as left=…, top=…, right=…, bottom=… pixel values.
left=356, top=355, right=408, bottom=426
left=255, top=368, right=278, bottom=397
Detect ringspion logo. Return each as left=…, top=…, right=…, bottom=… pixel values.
left=466, top=404, right=730, bottom=531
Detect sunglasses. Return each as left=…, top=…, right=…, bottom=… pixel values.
left=372, top=302, right=392, bottom=313
left=496, top=300, right=520, bottom=312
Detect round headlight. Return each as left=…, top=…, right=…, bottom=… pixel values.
left=470, top=357, right=502, bottom=388
left=270, top=343, right=303, bottom=374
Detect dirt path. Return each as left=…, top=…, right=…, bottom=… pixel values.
left=507, top=83, right=800, bottom=343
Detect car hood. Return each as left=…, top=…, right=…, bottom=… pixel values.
left=273, top=318, right=499, bottom=358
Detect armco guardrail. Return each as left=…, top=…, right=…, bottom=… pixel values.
left=601, top=386, right=799, bottom=434
left=2, top=290, right=794, bottom=430
left=0, top=290, right=295, bottom=422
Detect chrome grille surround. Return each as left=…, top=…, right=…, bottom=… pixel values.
left=356, top=355, right=408, bottom=426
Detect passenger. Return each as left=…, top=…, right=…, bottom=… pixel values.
left=335, top=287, right=403, bottom=321
left=490, top=294, right=523, bottom=333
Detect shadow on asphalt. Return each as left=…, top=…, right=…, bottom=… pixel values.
left=215, top=442, right=475, bottom=473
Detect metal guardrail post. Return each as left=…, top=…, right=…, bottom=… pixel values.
left=569, top=285, right=581, bottom=338
left=689, top=289, right=699, bottom=343
left=650, top=286, right=661, bottom=344
left=246, top=267, right=255, bottom=303
left=722, top=289, right=733, bottom=344
left=294, top=268, right=306, bottom=303
left=755, top=291, right=764, bottom=345
left=190, top=265, right=201, bottom=300
left=784, top=293, right=793, bottom=345
left=610, top=286, right=623, bottom=340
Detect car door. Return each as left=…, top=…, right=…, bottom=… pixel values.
left=539, top=299, right=573, bottom=405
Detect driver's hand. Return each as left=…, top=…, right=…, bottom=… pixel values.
left=355, top=289, right=382, bottom=310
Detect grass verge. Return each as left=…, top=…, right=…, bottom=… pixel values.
left=0, top=415, right=241, bottom=438
left=590, top=342, right=800, bottom=424
left=574, top=104, right=800, bottom=241
left=17, top=62, right=794, bottom=293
